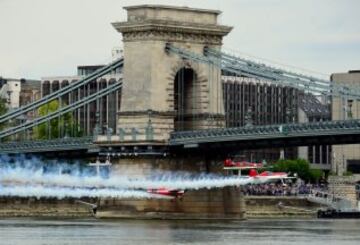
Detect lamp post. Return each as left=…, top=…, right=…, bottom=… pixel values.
left=64, top=121, right=69, bottom=139
left=16, top=114, right=27, bottom=141
left=244, top=106, right=253, bottom=128
left=146, top=109, right=154, bottom=140
left=93, top=111, right=100, bottom=140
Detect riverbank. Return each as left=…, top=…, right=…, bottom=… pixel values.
left=0, top=197, right=94, bottom=218
left=0, top=194, right=321, bottom=219
left=244, top=196, right=319, bottom=219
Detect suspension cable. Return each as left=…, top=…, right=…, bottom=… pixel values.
left=165, top=44, right=360, bottom=100
left=0, top=58, right=123, bottom=124
left=0, top=81, right=122, bottom=139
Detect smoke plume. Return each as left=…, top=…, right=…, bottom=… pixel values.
left=0, top=155, right=253, bottom=199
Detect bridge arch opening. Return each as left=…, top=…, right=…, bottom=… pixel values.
left=174, top=67, right=199, bottom=131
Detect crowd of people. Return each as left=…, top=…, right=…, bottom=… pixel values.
left=241, top=182, right=327, bottom=196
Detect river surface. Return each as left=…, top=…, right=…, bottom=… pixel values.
left=0, top=218, right=360, bottom=245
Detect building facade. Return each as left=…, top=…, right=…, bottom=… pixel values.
left=0, top=77, right=41, bottom=116
left=222, top=76, right=299, bottom=162
left=222, top=76, right=332, bottom=167
left=331, top=70, right=360, bottom=174
left=0, top=77, right=41, bottom=140
left=298, top=92, right=332, bottom=170
left=41, top=65, right=122, bottom=138
left=0, top=77, right=41, bottom=110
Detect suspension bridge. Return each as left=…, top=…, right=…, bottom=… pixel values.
left=0, top=5, right=358, bottom=157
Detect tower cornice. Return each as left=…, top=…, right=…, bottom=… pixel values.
left=112, top=20, right=232, bottom=37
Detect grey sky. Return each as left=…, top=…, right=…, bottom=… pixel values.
left=0, top=0, right=359, bottom=80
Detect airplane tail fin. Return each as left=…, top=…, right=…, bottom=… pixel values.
left=224, top=158, right=233, bottom=167
left=249, top=169, right=258, bottom=177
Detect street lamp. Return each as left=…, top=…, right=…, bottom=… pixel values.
left=16, top=114, right=27, bottom=141
left=244, top=106, right=253, bottom=128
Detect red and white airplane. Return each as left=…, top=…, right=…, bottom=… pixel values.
left=248, top=169, right=290, bottom=183
left=223, top=158, right=264, bottom=169
left=147, top=188, right=185, bottom=200
left=223, top=159, right=293, bottom=184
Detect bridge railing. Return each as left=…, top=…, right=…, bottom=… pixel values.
left=0, top=136, right=94, bottom=153
left=170, top=119, right=360, bottom=144
left=307, top=190, right=355, bottom=211
left=94, top=124, right=163, bottom=143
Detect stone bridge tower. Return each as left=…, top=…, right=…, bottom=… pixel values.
left=113, top=5, right=232, bottom=142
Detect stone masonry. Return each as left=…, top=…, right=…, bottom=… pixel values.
left=112, top=5, right=232, bottom=142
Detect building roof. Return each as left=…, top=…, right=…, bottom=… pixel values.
left=123, top=5, right=222, bottom=15
left=77, top=65, right=105, bottom=69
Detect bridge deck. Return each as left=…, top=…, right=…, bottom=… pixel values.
left=169, top=120, right=360, bottom=153
left=1, top=119, right=360, bottom=154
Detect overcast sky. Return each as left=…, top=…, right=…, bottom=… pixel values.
left=0, top=0, right=359, bottom=80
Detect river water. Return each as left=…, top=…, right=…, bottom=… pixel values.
left=0, top=218, right=360, bottom=245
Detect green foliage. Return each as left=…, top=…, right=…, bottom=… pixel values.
left=309, top=169, right=323, bottom=182
left=0, top=98, right=7, bottom=115
left=0, top=98, right=8, bottom=131
left=0, top=98, right=9, bottom=142
left=269, top=158, right=324, bottom=183
left=0, top=98, right=13, bottom=142
left=33, top=100, right=83, bottom=139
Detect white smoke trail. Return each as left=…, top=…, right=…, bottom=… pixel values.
left=0, top=155, right=258, bottom=199
left=0, top=167, right=254, bottom=190
left=0, top=184, right=164, bottom=199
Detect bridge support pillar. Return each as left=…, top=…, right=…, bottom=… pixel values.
left=95, top=155, right=245, bottom=219
left=112, top=5, right=232, bottom=142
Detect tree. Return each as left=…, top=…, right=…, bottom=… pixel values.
left=0, top=98, right=7, bottom=114
left=0, top=98, right=11, bottom=142
left=0, top=98, right=8, bottom=131
left=33, top=100, right=83, bottom=139
left=309, top=169, right=323, bottom=182
left=269, top=158, right=324, bottom=183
